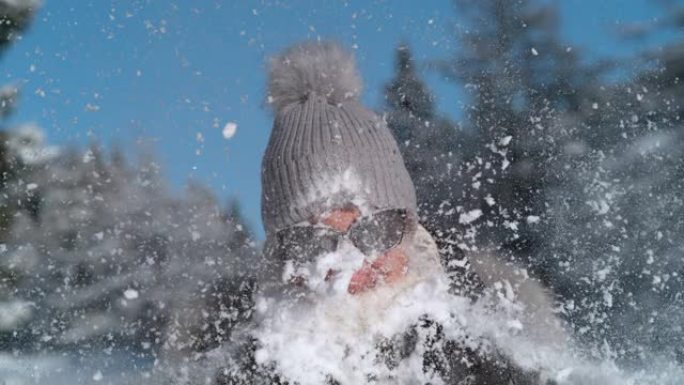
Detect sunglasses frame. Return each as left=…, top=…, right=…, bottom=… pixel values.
left=274, top=208, right=414, bottom=262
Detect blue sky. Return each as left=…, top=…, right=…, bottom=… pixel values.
left=2, top=0, right=675, bottom=239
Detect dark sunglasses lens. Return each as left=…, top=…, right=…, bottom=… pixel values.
left=349, top=210, right=407, bottom=255
left=276, top=227, right=339, bottom=262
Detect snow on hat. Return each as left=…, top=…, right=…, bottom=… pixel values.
left=261, top=40, right=417, bottom=236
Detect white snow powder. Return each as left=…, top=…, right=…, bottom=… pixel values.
left=92, top=370, right=103, bottom=381
left=123, top=289, right=139, bottom=300
left=526, top=215, right=540, bottom=224
left=250, top=243, right=600, bottom=385
left=459, top=209, right=482, bottom=224
left=499, top=135, right=513, bottom=146
left=222, top=122, right=238, bottom=139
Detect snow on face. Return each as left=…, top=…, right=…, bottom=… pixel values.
left=256, top=246, right=461, bottom=384
left=281, top=241, right=367, bottom=296
left=253, top=243, right=632, bottom=385
left=300, top=167, right=373, bottom=218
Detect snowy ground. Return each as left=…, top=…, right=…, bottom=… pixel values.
left=0, top=350, right=152, bottom=385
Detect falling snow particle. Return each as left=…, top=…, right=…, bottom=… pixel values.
left=223, top=122, right=238, bottom=139
left=82, top=150, right=94, bottom=163
left=603, top=291, right=613, bottom=308
left=531, top=47, right=538, bottom=56
left=459, top=209, right=482, bottom=224
left=85, top=103, right=100, bottom=112
left=123, top=289, right=139, bottom=300
left=93, top=371, right=103, bottom=381
left=526, top=215, right=540, bottom=224
left=499, top=135, right=512, bottom=146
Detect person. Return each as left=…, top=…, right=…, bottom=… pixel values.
left=257, top=40, right=446, bottom=299
left=216, top=40, right=563, bottom=385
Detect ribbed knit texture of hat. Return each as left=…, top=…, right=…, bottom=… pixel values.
left=261, top=41, right=417, bottom=236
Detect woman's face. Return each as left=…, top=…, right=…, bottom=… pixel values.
left=316, top=208, right=409, bottom=295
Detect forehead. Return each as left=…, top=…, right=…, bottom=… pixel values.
left=313, top=204, right=360, bottom=220
left=314, top=206, right=361, bottom=232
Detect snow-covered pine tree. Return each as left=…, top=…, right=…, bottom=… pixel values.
left=1, top=140, right=257, bottom=358
left=385, top=0, right=684, bottom=366
left=0, top=0, right=40, bottom=239
left=384, top=44, right=463, bottom=219
left=384, top=44, right=485, bottom=296
left=543, top=4, right=684, bottom=361
left=440, top=0, right=600, bottom=264
left=0, top=0, right=41, bottom=343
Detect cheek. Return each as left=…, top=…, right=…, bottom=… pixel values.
left=348, top=248, right=409, bottom=295
left=348, top=262, right=378, bottom=295
left=371, top=248, right=408, bottom=284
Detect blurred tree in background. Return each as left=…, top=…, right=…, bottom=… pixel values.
left=0, top=0, right=258, bottom=362
left=0, top=137, right=258, bottom=357
left=1, top=143, right=257, bottom=353
left=384, top=45, right=462, bottom=250
left=385, top=45, right=485, bottom=296
left=0, top=0, right=41, bottom=344
left=0, top=0, right=37, bottom=239
left=386, top=0, right=684, bottom=365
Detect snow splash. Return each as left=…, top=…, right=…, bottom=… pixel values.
left=249, top=243, right=660, bottom=385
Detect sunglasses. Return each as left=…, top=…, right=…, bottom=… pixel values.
left=274, top=209, right=411, bottom=263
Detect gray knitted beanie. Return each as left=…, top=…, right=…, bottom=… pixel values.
left=261, top=41, right=417, bottom=236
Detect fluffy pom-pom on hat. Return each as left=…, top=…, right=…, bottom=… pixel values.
left=267, top=40, right=363, bottom=111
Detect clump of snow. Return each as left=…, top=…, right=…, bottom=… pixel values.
left=281, top=242, right=366, bottom=296
left=123, top=289, right=139, bottom=300
left=526, top=215, right=540, bottom=224
left=92, top=370, right=103, bottom=381
left=5, top=124, right=59, bottom=165
left=0, top=300, right=33, bottom=331
left=300, top=167, right=371, bottom=216
left=499, top=135, right=513, bottom=146
left=84, top=103, right=100, bottom=112
left=222, top=122, right=238, bottom=139
left=459, top=209, right=482, bottom=224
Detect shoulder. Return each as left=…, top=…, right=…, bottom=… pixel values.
left=404, top=224, right=443, bottom=278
